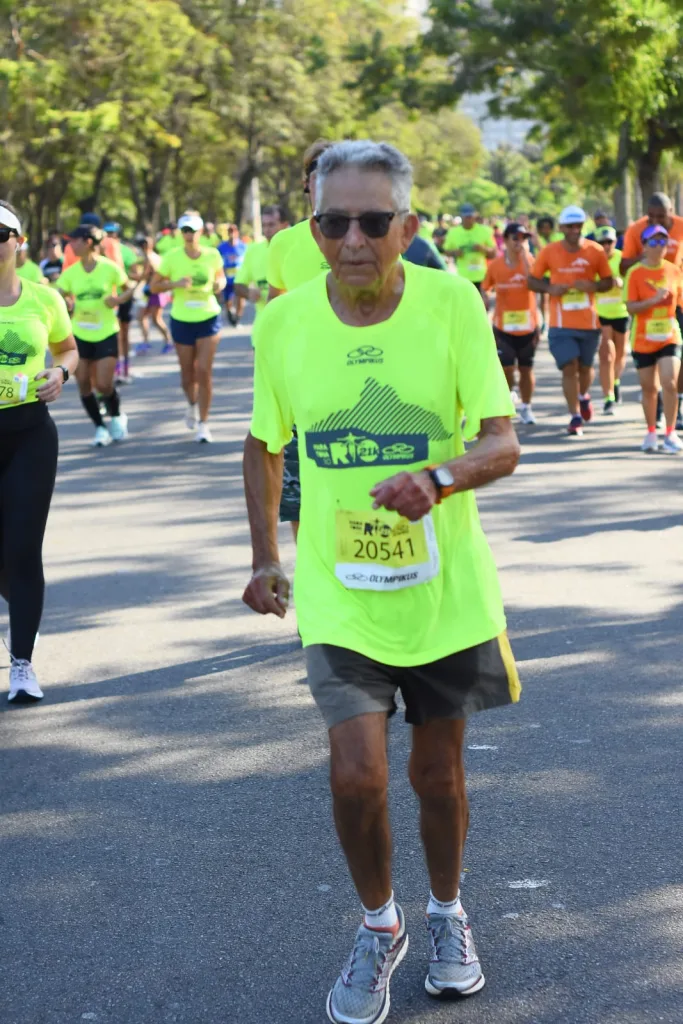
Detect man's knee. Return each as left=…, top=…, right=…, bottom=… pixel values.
left=409, top=755, right=465, bottom=802
left=331, top=755, right=387, bottom=804
left=561, top=358, right=579, bottom=376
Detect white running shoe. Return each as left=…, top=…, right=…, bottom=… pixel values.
left=641, top=432, right=660, bottom=453
left=510, top=388, right=520, bottom=407
left=91, top=425, right=112, bottom=447
left=185, top=404, right=199, bottom=430
left=109, top=413, right=129, bottom=442
left=8, top=659, right=44, bottom=702
left=662, top=432, right=683, bottom=454
left=518, top=405, right=537, bottom=425
left=196, top=422, right=213, bottom=443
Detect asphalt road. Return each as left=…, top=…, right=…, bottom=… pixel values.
left=2, top=318, right=683, bottom=1024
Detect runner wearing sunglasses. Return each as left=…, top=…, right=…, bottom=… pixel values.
left=0, top=200, right=78, bottom=702
left=57, top=226, right=134, bottom=447
left=150, top=212, right=226, bottom=443
left=265, top=139, right=334, bottom=540
left=594, top=226, right=629, bottom=414
left=482, top=222, right=539, bottom=424
left=244, top=140, right=521, bottom=1024
left=626, top=224, right=683, bottom=453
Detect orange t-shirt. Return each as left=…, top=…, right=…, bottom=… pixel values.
left=531, top=240, right=612, bottom=330
left=621, top=215, right=683, bottom=267
left=62, top=237, right=123, bottom=270
left=627, top=262, right=683, bottom=353
left=482, top=255, right=538, bottom=333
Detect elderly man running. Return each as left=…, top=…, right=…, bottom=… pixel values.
left=242, top=141, right=521, bottom=1022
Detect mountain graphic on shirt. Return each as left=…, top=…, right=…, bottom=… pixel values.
left=0, top=329, right=34, bottom=366
left=305, top=377, right=452, bottom=469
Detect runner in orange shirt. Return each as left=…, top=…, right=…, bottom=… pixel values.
left=483, top=222, right=539, bottom=424
left=621, top=192, right=683, bottom=429
left=626, top=224, right=683, bottom=453
left=528, top=206, right=613, bottom=436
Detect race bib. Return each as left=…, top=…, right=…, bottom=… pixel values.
left=184, top=290, right=210, bottom=309
left=0, top=371, right=29, bottom=406
left=561, top=289, right=590, bottom=311
left=467, top=262, right=484, bottom=273
left=597, top=291, right=621, bottom=306
left=334, top=510, right=440, bottom=591
left=75, top=310, right=103, bottom=331
left=646, top=315, right=674, bottom=342
left=503, top=309, right=531, bottom=332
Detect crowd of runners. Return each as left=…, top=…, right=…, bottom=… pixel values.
left=2, top=137, right=683, bottom=1024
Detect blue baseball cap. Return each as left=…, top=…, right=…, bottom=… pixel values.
left=80, top=213, right=102, bottom=228
left=103, top=221, right=121, bottom=234
left=459, top=203, right=476, bottom=216
left=641, top=224, right=669, bottom=243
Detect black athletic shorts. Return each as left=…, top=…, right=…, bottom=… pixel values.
left=75, top=333, right=119, bottom=361
left=632, top=343, right=682, bottom=370
left=493, top=328, right=537, bottom=368
left=599, top=316, right=629, bottom=333
left=279, top=426, right=301, bottom=522
left=305, top=634, right=521, bottom=730
left=117, top=299, right=133, bottom=324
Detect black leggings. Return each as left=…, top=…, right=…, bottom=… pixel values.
left=0, top=405, right=58, bottom=661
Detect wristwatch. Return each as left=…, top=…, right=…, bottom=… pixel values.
left=58, top=365, right=69, bottom=383
left=426, top=464, right=456, bottom=503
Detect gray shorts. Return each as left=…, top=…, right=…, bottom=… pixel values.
left=305, top=636, right=520, bottom=730
left=548, top=327, right=600, bottom=369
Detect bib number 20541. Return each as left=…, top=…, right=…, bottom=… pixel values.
left=335, top=510, right=440, bottom=591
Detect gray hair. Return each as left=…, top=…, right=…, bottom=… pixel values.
left=315, top=140, right=413, bottom=212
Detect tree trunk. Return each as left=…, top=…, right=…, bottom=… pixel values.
left=78, top=150, right=113, bottom=216
left=233, top=161, right=257, bottom=227
left=636, top=137, right=663, bottom=206
left=612, top=168, right=631, bottom=233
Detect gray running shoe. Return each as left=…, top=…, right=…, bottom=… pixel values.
left=425, top=908, right=485, bottom=998
left=327, top=905, right=408, bottom=1024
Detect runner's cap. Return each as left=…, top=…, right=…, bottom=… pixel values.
left=641, top=223, right=669, bottom=242
left=595, top=225, right=617, bottom=242
left=80, top=213, right=102, bottom=228
left=103, top=221, right=121, bottom=234
left=0, top=207, right=22, bottom=233
left=70, top=225, right=103, bottom=243
left=503, top=221, right=531, bottom=238
left=459, top=203, right=476, bottom=216
left=558, top=205, right=586, bottom=225
left=178, top=213, right=204, bottom=231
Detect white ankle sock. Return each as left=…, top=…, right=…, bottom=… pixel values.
left=363, top=893, right=398, bottom=931
left=427, top=891, right=464, bottom=917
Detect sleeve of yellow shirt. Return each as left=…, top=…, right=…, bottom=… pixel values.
left=250, top=304, right=295, bottom=452
left=266, top=231, right=286, bottom=291
left=234, top=248, right=252, bottom=286
left=46, top=289, right=74, bottom=344
left=454, top=280, right=516, bottom=441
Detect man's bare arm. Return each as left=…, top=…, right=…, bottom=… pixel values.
left=242, top=432, right=289, bottom=616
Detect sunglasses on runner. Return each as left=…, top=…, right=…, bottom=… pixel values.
left=646, top=237, right=668, bottom=247
left=180, top=226, right=198, bottom=234
left=0, top=228, right=19, bottom=243
left=314, top=210, right=409, bottom=240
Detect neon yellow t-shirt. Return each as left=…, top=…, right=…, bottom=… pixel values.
left=158, top=246, right=223, bottom=323
left=0, top=279, right=72, bottom=408
left=418, top=221, right=435, bottom=241
left=595, top=250, right=628, bottom=321
left=121, top=244, right=140, bottom=273
left=266, top=219, right=330, bottom=291
left=17, top=259, right=45, bottom=284
left=234, top=240, right=269, bottom=320
left=443, top=224, right=495, bottom=282
left=200, top=233, right=221, bottom=248
left=251, top=263, right=516, bottom=666
left=156, top=233, right=182, bottom=255
left=57, top=256, right=127, bottom=342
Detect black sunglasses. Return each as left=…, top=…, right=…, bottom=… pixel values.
left=314, top=210, right=408, bottom=240
left=0, top=228, right=19, bottom=244
left=180, top=226, right=197, bottom=234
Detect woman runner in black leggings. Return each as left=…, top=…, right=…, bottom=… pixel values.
left=0, top=200, right=78, bottom=702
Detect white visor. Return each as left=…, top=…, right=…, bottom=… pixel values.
left=558, top=205, right=586, bottom=226
left=178, top=214, right=203, bottom=232
left=0, top=208, right=22, bottom=234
